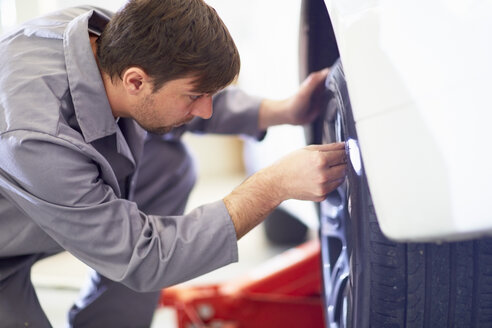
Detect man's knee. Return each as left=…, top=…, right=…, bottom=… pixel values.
left=68, top=271, right=160, bottom=328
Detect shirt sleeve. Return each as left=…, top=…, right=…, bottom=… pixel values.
left=0, top=130, right=238, bottom=292
left=186, top=86, right=266, bottom=140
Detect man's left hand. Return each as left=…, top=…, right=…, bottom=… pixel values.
left=258, top=68, right=330, bottom=130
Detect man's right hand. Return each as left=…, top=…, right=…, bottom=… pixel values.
left=268, top=142, right=347, bottom=202
left=223, top=142, right=347, bottom=239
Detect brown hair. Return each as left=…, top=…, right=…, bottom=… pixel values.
left=96, top=0, right=240, bottom=94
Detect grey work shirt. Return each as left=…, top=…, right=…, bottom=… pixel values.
left=0, top=7, right=263, bottom=291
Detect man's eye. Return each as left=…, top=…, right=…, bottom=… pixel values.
left=189, top=95, right=202, bottom=101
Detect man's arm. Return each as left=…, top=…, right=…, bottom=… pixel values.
left=224, top=142, right=346, bottom=239
left=0, top=131, right=240, bottom=291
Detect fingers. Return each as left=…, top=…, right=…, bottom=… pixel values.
left=320, top=150, right=347, bottom=168
left=304, top=68, right=330, bottom=88
left=309, top=164, right=346, bottom=202
left=314, top=177, right=345, bottom=202
left=306, top=142, right=347, bottom=168
left=276, top=142, right=348, bottom=202
left=307, top=142, right=345, bottom=152
left=300, top=68, right=330, bottom=97
left=314, top=67, right=330, bottom=82
left=325, top=163, right=347, bottom=181
left=314, top=165, right=346, bottom=201
left=317, top=150, right=347, bottom=200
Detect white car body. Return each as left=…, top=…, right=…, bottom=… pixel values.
left=325, top=0, right=492, bottom=241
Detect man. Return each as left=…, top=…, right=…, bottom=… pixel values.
left=0, top=0, right=346, bottom=327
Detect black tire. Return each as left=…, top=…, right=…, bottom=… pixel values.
left=342, top=143, right=492, bottom=328
left=300, top=1, right=492, bottom=327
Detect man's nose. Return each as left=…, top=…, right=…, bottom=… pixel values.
left=191, top=95, right=213, bottom=119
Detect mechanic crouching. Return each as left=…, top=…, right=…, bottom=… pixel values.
left=0, top=0, right=347, bottom=326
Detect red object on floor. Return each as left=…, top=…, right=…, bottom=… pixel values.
left=159, top=239, right=325, bottom=328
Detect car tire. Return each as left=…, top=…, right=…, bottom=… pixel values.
left=300, top=1, right=492, bottom=327
left=346, top=172, right=492, bottom=328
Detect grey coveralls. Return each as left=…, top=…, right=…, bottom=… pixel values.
left=0, top=6, right=263, bottom=327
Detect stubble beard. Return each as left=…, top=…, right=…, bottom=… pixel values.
left=135, top=94, right=191, bottom=135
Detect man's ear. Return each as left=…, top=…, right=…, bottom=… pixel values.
left=121, top=67, right=151, bottom=95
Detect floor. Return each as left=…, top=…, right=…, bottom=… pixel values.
left=31, top=174, right=308, bottom=327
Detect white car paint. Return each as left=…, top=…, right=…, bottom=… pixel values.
left=326, top=0, right=492, bottom=241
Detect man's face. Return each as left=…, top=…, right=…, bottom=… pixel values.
left=132, top=77, right=213, bottom=134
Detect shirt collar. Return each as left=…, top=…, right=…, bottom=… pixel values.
left=63, top=9, right=116, bottom=143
